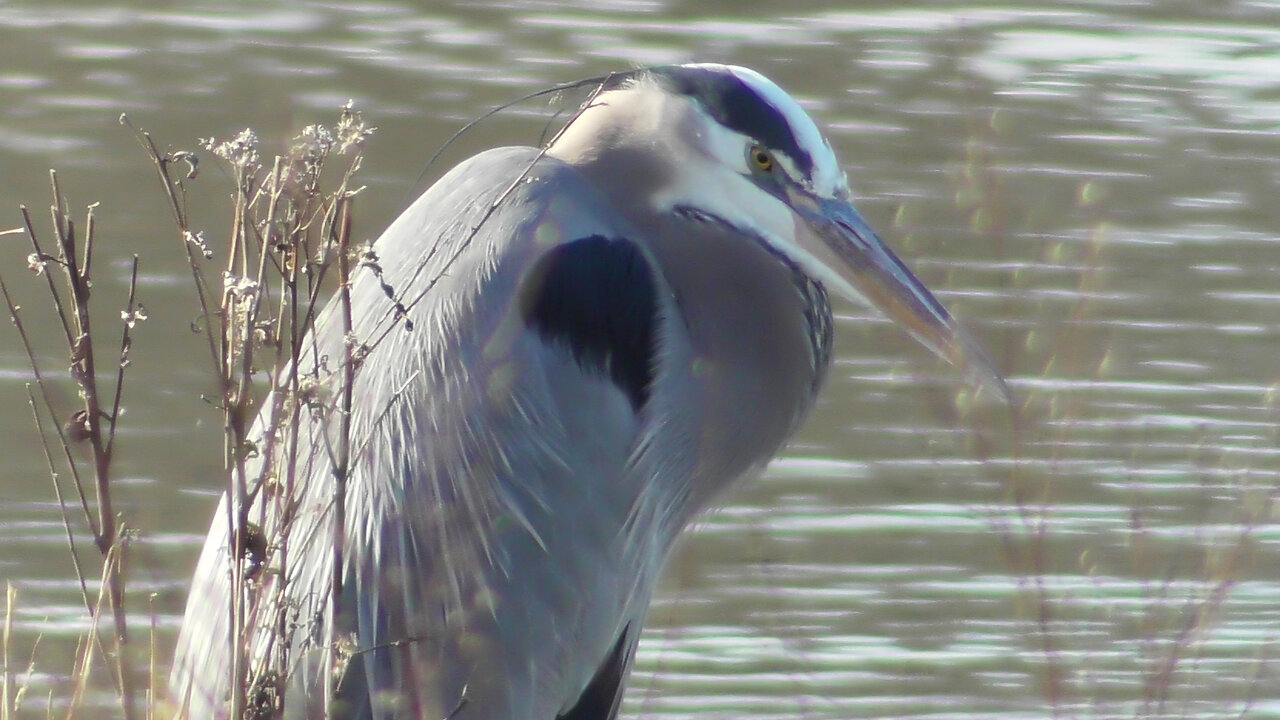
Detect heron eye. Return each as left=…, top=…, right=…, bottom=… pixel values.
left=749, top=146, right=775, bottom=173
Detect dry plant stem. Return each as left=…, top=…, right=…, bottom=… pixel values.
left=253, top=156, right=316, bottom=706
left=46, top=171, right=138, bottom=720
left=123, top=117, right=221, bottom=374
left=24, top=387, right=93, bottom=612
left=1, top=283, right=119, bottom=697
left=274, top=169, right=306, bottom=687
left=10, top=215, right=99, bottom=540
left=950, top=121, right=1068, bottom=714
left=1143, top=518, right=1254, bottom=715
left=950, top=120, right=1065, bottom=712
left=3, top=584, right=13, bottom=720
left=0, top=275, right=96, bottom=565
left=224, top=160, right=257, bottom=503
left=5, top=588, right=46, bottom=720
left=126, top=118, right=252, bottom=715
left=3, top=221, right=124, bottom=705
left=222, top=160, right=261, bottom=720
left=329, top=190, right=355, bottom=708
left=148, top=594, right=158, bottom=720
left=19, top=205, right=74, bottom=347
left=64, top=545, right=118, bottom=720
left=991, top=407, right=1062, bottom=713
left=978, top=413, right=1065, bottom=713
left=105, top=257, right=141, bottom=460
left=38, top=172, right=147, bottom=717
left=122, top=108, right=372, bottom=717
left=241, top=159, right=304, bottom=713
left=49, top=176, right=118, bottom=549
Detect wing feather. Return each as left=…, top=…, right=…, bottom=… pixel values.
left=171, top=147, right=678, bottom=720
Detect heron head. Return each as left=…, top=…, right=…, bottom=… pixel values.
left=550, top=63, right=1008, bottom=399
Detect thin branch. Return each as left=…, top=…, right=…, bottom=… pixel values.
left=20, top=204, right=74, bottom=350
left=121, top=116, right=221, bottom=376
left=328, top=186, right=356, bottom=707
left=0, top=275, right=97, bottom=538
left=24, top=386, right=92, bottom=614
left=105, top=256, right=141, bottom=460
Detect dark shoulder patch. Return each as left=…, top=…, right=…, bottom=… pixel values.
left=556, top=626, right=633, bottom=720
left=520, top=236, right=657, bottom=412
left=650, top=65, right=813, bottom=177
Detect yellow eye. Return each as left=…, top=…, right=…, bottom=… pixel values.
left=749, top=146, right=774, bottom=173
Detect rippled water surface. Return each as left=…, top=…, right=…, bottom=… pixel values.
left=2, top=1, right=1279, bottom=718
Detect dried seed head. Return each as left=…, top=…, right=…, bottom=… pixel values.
left=336, top=100, right=375, bottom=154
left=27, top=252, right=50, bottom=275
left=120, top=304, right=148, bottom=329
left=201, top=129, right=260, bottom=172
left=184, top=230, right=214, bottom=260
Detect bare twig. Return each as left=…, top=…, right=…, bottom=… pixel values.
left=121, top=115, right=221, bottom=376
left=122, top=105, right=375, bottom=719
left=24, top=386, right=93, bottom=613
left=3, top=583, right=13, bottom=720
left=0, top=275, right=97, bottom=538
left=328, top=181, right=356, bottom=708
left=105, top=257, right=142, bottom=460
left=7, top=177, right=146, bottom=718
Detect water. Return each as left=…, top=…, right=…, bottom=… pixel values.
left=1, top=1, right=1278, bottom=717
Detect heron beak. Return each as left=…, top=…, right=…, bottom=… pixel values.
left=787, top=187, right=1010, bottom=401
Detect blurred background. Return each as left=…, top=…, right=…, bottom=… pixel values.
left=1, top=1, right=1278, bottom=717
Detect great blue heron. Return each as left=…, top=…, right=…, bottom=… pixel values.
left=171, top=63, right=1005, bottom=720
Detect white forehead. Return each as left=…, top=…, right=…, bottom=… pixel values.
left=683, top=63, right=846, bottom=196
